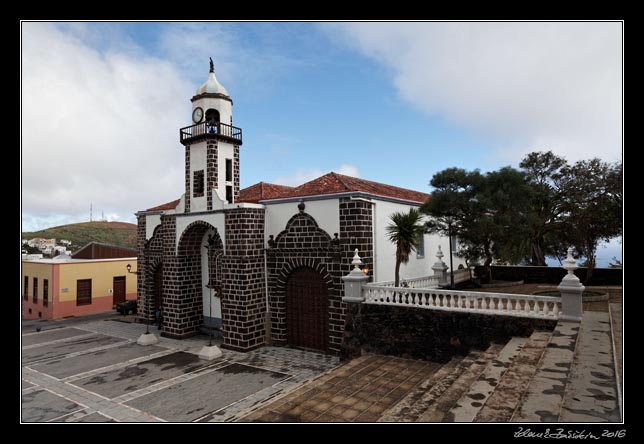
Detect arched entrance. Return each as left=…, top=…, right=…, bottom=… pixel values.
left=171, top=221, right=223, bottom=338
left=286, top=267, right=329, bottom=352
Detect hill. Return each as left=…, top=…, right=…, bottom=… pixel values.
left=22, top=221, right=137, bottom=252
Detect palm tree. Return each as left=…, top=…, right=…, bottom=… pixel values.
left=386, top=208, right=425, bottom=287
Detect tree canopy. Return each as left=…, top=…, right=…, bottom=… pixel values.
left=421, top=151, right=622, bottom=283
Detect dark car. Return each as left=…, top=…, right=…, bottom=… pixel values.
left=116, top=300, right=137, bottom=315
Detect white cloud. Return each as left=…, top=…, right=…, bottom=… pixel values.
left=327, top=22, right=622, bottom=163
left=273, top=164, right=360, bottom=187
left=21, top=23, right=191, bottom=231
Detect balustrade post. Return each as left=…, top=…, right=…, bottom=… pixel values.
left=342, top=249, right=369, bottom=304
left=432, top=245, right=449, bottom=286
left=558, top=247, right=584, bottom=322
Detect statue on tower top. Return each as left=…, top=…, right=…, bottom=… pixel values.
left=209, top=57, right=214, bottom=73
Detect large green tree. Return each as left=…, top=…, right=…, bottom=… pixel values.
left=422, top=167, right=533, bottom=281
left=519, top=151, right=568, bottom=265
left=385, top=208, right=425, bottom=287
left=559, top=159, right=622, bottom=282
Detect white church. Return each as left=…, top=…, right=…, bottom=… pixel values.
left=136, top=59, right=464, bottom=354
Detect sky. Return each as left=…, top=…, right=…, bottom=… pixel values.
left=21, top=21, right=623, bottom=266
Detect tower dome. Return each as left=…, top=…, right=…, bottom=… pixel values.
left=196, top=57, right=229, bottom=97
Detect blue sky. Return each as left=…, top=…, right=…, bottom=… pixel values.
left=21, top=22, right=622, bottom=265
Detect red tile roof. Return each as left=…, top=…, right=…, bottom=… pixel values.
left=238, top=182, right=295, bottom=203
left=146, top=199, right=180, bottom=212
left=246, top=172, right=431, bottom=204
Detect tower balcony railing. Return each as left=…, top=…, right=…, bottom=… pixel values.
left=180, top=121, right=243, bottom=145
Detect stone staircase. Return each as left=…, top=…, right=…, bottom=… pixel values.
left=379, top=311, right=621, bottom=423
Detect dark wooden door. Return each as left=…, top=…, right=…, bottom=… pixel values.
left=154, top=265, right=163, bottom=310
left=113, top=276, right=126, bottom=305
left=286, top=267, right=328, bottom=352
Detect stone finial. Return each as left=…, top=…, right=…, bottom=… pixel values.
left=558, top=246, right=584, bottom=322
left=342, top=248, right=369, bottom=304
left=298, top=200, right=305, bottom=213
left=267, top=235, right=276, bottom=248
left=330, top=232, right=340, bottom=248
left=436, top=245, right=444, bottom=261
left=351, top=248, right=363, bottom=271
left=209, top=57, right=214, bottom=73
left=562, top=247, right=578, bottom=275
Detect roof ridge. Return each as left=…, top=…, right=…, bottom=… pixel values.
left=330, top=171, right=352, bottom=192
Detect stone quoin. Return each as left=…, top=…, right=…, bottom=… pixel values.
left=135, top=59, right=465, bottom=354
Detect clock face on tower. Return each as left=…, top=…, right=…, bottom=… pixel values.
left=192, top=107, right=204, bottom=123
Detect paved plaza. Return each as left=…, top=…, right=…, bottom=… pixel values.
left=21, top=315, right=338, bottom=423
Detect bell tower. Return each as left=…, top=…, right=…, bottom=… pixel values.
left=180, top=58, right=242, bottom=213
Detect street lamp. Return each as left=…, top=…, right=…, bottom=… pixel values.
left=447, top=220, right=455, bottom=289
left=198, top=233, right=223, bottom=360
left=127, top=264, right=159, bottom=346
left=204, top=235, right=217, bottom=347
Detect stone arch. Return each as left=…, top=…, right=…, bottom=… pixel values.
left=273, top=212, right=333, bottom=250
left=271, top=258, right=334, bottom=351
left=275, top=258, right=333, bottom=291
left=178, top=220, right=223, bottom=255
left=165, top=220, right=223, bottom=338
left=139, top=225, right=164, bottom=323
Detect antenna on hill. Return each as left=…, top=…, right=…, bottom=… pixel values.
left=102, top=210, right=105, bottom=221
left=90, top=203, right=93, bottom=222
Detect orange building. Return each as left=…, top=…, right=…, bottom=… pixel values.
left=21, top=257, right=137, bottom=320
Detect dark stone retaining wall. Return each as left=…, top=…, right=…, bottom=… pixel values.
left=341, top=304, right=556, bottom=363
left=474, top=265, right=622, bottom=286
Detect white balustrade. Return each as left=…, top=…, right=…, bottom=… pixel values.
left=362, top=285, right=561, bottom=320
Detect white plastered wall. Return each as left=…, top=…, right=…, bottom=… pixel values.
left=264, top=199, right=340, bottom=244
left=372, top=199, right=467, bottom=283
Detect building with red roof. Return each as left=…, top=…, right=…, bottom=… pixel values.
left=135, top=61, right=463, bottom=355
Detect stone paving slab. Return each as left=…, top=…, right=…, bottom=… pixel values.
left=241, top=355, right=439, bottom=423
left=71, top=351, right=217, bottom=399
left=512, top=321, right=579, bottom=422
left=474, top=330, right=552, bottom=422
left=22, top=334, right=126, bottom=365
left=450, top=337, right=527, bottom=422
left=560, top=312, right=620, bottom=422
left=22, top=327, right=91, bottom=347
left=609, top=303, right=622, bottom=410
left=22, top=389, right=81, bottom=422
left=126, top=363, right=289, bottom=422
left=418, top=343, right=505, bottom=422
left=32, top=342, right=167, bottom=379
left=74, top=412, right=116, bottom=422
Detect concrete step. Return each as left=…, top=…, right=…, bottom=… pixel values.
left=559, top=311, right=620, bottom=422
left=378, top=354, right=468, bottom=422
left=449, top=336, right=528, bottom=422
left=511, top=321, right=579, bottom=422
left=473, top=330, right=552, bottom=422
left=416, top=343, right=505, bottom=422
left=609, top=303, right=622, bottom=420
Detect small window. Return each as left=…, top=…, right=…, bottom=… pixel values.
left=24, top=276, right=28, bottom=300
left=226, top=185, right=233, bottom=204
left=225, top=158, right=233, bottom=182
left=43, top=279, right=49, bottom=307
left=33, top=277, right=38, bottom=304
left=417, top=233, right=425, bottom=258
left=193, top=170, right=204, bottom=197
left=77, top=279, right=92, bottom=306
